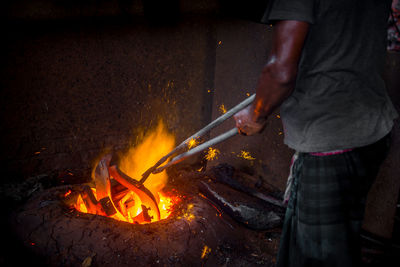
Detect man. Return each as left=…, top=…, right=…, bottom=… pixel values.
left=234, top=0, right=398, bottom=266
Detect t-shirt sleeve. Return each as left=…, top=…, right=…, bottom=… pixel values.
left=261, top=0, right=316, bottom=24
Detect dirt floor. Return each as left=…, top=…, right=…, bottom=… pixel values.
left=1, top=165, right=399, bottom=267
left=1, top=166, right=283, bottom=267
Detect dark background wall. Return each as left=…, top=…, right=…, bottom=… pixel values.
left=0, top=0, right=269, bottom=182
left=1, top=0, right=222, bottom=182
left=1, top=0, right=399, bottom=238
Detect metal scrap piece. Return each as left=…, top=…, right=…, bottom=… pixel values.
left=198, top=181, right=283, bottom=230
left=94, top=154, right=117, bottom=216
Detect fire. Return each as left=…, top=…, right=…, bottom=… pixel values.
left=73, top=121, right=182, bottom=224
left=75, top=193, right=88, bottom=213
left=118, top=121, right=175, bottom=195
left=158, top=191, right=182, bottom=220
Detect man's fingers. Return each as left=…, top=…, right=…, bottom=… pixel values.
left=238, top=127, right=247, bottom=136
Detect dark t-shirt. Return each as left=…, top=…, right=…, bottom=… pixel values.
left=262, top=0, right=398, bottom=152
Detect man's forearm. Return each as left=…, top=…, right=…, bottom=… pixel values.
left=250, top=20, right=310, bottom=123
left=251, top=60, right=297, bottom=122
left=233, top=21, right=309, bottom=136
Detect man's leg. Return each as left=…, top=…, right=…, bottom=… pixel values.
left=276, top=134, right=391, bottom=267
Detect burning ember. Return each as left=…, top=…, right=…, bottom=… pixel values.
left=72, top=121, right=182, bottom=224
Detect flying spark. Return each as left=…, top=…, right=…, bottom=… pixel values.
left=205, top=147, right=220, bottom=161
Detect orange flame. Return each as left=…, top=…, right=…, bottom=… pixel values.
left=119, top=121, right=175, bottom=195
left=74, top=120, right=182, bottom=223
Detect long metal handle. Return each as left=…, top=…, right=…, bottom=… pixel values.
left=140, top=93, right=255, bottom=182
left=181, top=94, right=255, bottom=144
left=152, top=127, right=239, bottom=174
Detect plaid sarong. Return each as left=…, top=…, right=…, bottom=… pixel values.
left=276, top=134, right=391, bottom=267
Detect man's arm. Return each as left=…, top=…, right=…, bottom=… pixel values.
left=234, top=20, right=310, bottom=135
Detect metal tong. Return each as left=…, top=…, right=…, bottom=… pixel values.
left=139, top=93, right=256, bottom=185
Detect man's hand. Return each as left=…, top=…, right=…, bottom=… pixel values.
left=234, top=105, right=266, bottom=136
